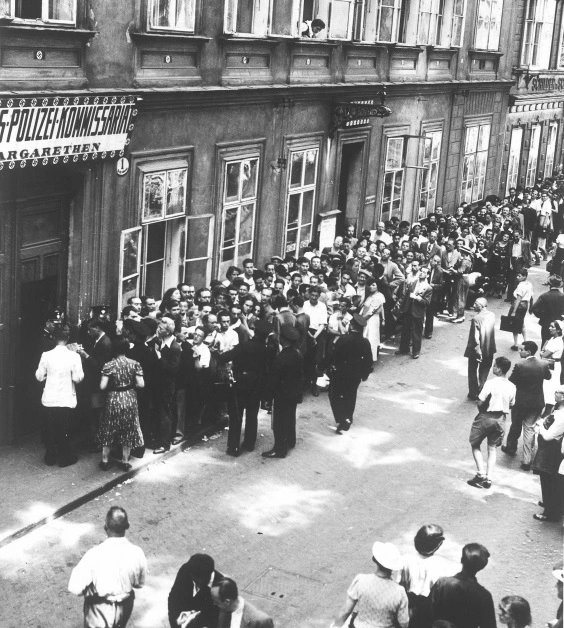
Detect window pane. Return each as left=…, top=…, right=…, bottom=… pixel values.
left=185, top=258, right=208, bottom=289
left=302, top=190, right=314, bottom=225
left=299, top=225, right=312, bottom=253
left=287, top=193, right=300, bottom=229
left=393, top=171, right=403, bottom=200
left=166, top=168, right=187, bottom=216
left=49, top=0, right=75, bottom=21
left=143, top=172, right=165, bottom=221
left=164, top=218, right=184, bottom=289
left=285, top=228, right=298, bottom=254
left=146, top=222, right=166, bottom=263
left=379, top=6, right=395, bottom=41
left=330, top=0, right=352, bottom=38
left=477, top=124, right=490, bottom=151
left=122, top=277, right=138, bottom=310
left=386, top=138, right=403, bottom=169
left=241, top=159, right=258, bottom=200
left=383, top=173, right=393, bottom=202
left=239, top=203, right=254, bottom=243
left=145, top=261, right=164, bottom=299
left=152, top=0, right=194, bottom=30
left=238, top=241, right=252, bottom=259
left=304, top=150, right=317, bottom=185
left=123, top=231, right=140, bottom=278
left=236, top=0, right=254, bottom=32
left=225, top=162, right=240, bottom=202
left=223, top=207, right=238, bottom=249
left=465, top=126, right=478, bottom=153
left=290, top=152, right=304, bottom=188
left=186, top=217, right=211, bottom=260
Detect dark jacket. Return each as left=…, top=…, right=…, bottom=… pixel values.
left=82, top=333, right=113, bottom=391
left=428, top=265, right=444, bottom=301
left=221, top=337, right=268, bottom=392
left=331, top=332, right=373, bottom=382
left=531, top=288, right=564, bottom=327
left=155, top=338, right=181, bottom=398
left=398, top=281, right=433, bottom=319
left=168, top=567, right=224, bottom=628
left=218, top=600, right=274, bottom=628
left=265, top=345, right=304, bottom=403
left=509, top=356, right=551, bottom=408
left=464, top=310, right=496, bottom=360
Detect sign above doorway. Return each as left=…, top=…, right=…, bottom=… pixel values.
left=0, top=94, right=140, bottom=169
left=330, top=94, right=391, bottom=138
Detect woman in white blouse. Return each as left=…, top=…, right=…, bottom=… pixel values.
left=541, top=321, right=564, bottom=412
left=509, top=269, right=534, bottom=349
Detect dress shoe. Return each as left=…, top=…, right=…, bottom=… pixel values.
left=99, top=460, right=112, bottom=471
left=511, top=345, right=519, bottom=351
left=467, top=474, right=486, bottom=489
left=153, top=446, right=170, bottom=454
left=533, top=512, right=558, bottom=522
left=58, top=455, right=78, bottom=468
left=261, top=449, right=286, bottom=459
left=501, top=445, right=516, bottom=456
left=395, top=350, right=409, bottom=355
left=241, top=443, right=255, bottom=452
left=44, top=453, right=57, bottom=466
left=520, top=463, right=531, bottom=471
left=412, top=354, right=420, bottom=359
left=226, top=448, right=239, bottom=457
left=117, top=461, right=132, bottom=472
left=424, top=334, right=432, bottom=339
left=130, top=447, right=145, bottom=459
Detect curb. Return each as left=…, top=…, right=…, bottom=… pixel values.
left=0, top=423, right=224, bottom=549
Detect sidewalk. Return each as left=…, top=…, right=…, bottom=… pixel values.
left=0, top=424, right=223, bottom=548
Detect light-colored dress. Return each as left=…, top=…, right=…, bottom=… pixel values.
left=360, top=292, right=386, bottom=360
left=347, top=573, right=409, bottom=628
left=542, top=336, right=564, bottom=406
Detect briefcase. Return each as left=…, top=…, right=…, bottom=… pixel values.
left=500, top=314, right=516, bottom=333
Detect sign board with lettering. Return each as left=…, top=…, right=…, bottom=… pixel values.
left=530, top=76, right=564, bottom=92
left=318, top=209, right=341, bottom=252
left=0, top=95, right=139, bottom=169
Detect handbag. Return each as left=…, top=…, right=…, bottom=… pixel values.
left=500, top=314, right=516, bottom=333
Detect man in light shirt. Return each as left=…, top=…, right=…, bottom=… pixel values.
left=68, top=507, right=146, bottom=628
left=371, top=221, right=393, bottom=246
left=467, top=356, right=515, bottom=489
left=211, top=577, right=273, bottom=628
left=35, top=324, right=84, bottom=467
left=303, top=286, right=328, bottom=396
left=216, top=310, right=239, bottom=353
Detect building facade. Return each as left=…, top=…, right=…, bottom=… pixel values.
left=0, top=0, right=531, bottom=443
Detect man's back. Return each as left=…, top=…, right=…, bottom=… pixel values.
left=509, top=357, right=550, bottom=407
left=431, top=573, right=495, bottom=628
left=332, top=333, right=373, bottom=381
left=532, top=289, right=564, bottom=325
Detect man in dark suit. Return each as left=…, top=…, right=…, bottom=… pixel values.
left=506, top=230, right=532, bottom=301
left=531, top=275, right=564, bottom=345
left=77, top=318, right=113, bottom=451
left=396, top=267, right=433, bottom=359
left=153, top=316, right=181, bottom=454
left=423, top=230, right=444, bottom=261
left=464, top=298, right=496, bottom=400
left=424, top=254, right=444, bottom=339
left=262, top=324, right=304, bottom=458
left=168, top=554, right=223, bottom=628
left=328, top=314, right=373, bottom=434
left=211, top=577, right=274, bottom=628
left=504, top=340, right=552, bottom=470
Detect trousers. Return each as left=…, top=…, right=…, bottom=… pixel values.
left=329, top=376, right=361, bottom=428
left=399, top=311, right=423, bottom=356
left=506, top=404, right=542, bottom=463
left=227, top=387, right=260, bottom=450
left=467, top=356, right=493, bottom=398
left=43, top=406, right=74, bottom=463
left=539, top=472, right=564, bottom=519
left=155, top=393, right=174, bottom=449
left=272, top=397, right=297, bottom=454
left=84, top=595, right=134, bottom=628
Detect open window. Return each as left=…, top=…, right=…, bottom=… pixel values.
left=299, top=0, right=355, bottom=39
left=460, top=122, right=491, bottom=204
left=224, top=0, right=270, bottom=36
left=380, top=136, right=405, bottom=221
left=353, top=0, right=403, bottom=43
left=521, top=0, right=556, bottom=68
left=417, top=0, right=444, bottom=46
left=148, top=0, right=196, bottom=32
left=0, top=0, right=77, bottom=24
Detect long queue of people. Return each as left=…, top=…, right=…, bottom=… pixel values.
left=36, top=176, right=564, bottom=470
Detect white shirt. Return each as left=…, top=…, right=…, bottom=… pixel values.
left=514, top=280, right=534, bottom=302
left=371, top=230, right=393, bottom=245
left=230, top=599, right=245, bottom=628
left=400, top=554, right=457, bottom=597
left=303, top=300, right=328, bottom=330
left=192, top=343, right=211, bottom=368
left=35, top=345, right=84, bottom=408
left=68, top=537, right=146, bottom=600
left=217, top=328, right=239, bottom=353
left=511, top=241, right=522, bottom=258
left=478, top=377, right=516, bottom=414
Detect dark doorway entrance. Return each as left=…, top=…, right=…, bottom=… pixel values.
left=337, top=141, right=365, bottom=236
left=15, top=198, right=70, bottom=439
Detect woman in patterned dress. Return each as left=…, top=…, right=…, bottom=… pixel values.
left=359, top=278, right=386, bottom=362
left=98, top=338, right=144, bottom=472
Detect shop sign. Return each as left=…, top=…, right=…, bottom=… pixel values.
left=0, top=95, right=139, bottom=170
left=530, top=76, right=564, bottom=92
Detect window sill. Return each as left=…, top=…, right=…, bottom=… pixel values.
left=219, top=35, right=280, bottom=46
left=130, top=31, right=210, bottom=43
left=0, top=22, right=96, bottom=38
left=468, top=48, right=504, bottom=58
left=291, top=38, right=340, bottom=48
left=343, top=41, right=393, bottom=49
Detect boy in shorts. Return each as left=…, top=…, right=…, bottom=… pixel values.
left=467, top=356, right=515, bottom=489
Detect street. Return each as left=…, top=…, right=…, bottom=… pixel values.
left=1, top=263, right=562, bottom=628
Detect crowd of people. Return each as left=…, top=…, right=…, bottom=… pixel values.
left=67, top=508, right=563, bottom=628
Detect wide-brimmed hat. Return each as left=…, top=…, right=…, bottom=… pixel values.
left=372, top=542, right=402, bottom=571
left=549, top=275, right=563, bottom=287
left=458, top=245, right=474, bottom=257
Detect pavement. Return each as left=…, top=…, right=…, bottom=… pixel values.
left=1, top=262, right=562, bottom=628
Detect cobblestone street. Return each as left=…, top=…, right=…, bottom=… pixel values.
left=1, top=264, right=562, bottom=628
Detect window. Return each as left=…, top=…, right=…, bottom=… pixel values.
left=381, top=137, right=404, bottom=221
left=417, top=0, right=444, bottom=45
left=284, top=148, right=319, bottom=256
left=450, top=0, right=465, bottom=46
left=142, top=167, right=187, bottom=222
left=224, top=0, right=269, bottom=36
left=521, top=0, right=556, bottom=68
left=545, top=122, right=559, bottom=178
left=506, top=127, right=523, bottom=195
left=219, top=158, right=259, bottom=279
left=418, top=130, right=442, bottom=218
left=353, top=0, right=403, bottom=43
left=119, top=228, right=142, bottom=310
left=460, top=122, right=490, bottom=204
left=474, top=0, right=503, bottom=50
left=149, top=0, right=195, bottom=32
left=525, top=124, right=541, bottom=187
left=0, top=0, right=76, bottom=24
left=299, top=0, right=355, bottom=39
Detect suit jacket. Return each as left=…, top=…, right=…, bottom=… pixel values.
left=218, top=600, right=274, bottom=628
left=168, top=568, right=224, bottom=628
left=510, top=239, right=532, bottom=268
left=399, top=280, right=432, bottom=319
left=427, top=266, right=444, bottom=301
left=464, top=309, right=496, bottom=360
left=509, top=357, right=551, bottom=408
left=82, top=334, right=113, bottom=392
left=265, top=345, right=304, bottom=403
left=156, top=338, right=181, bottom=399
left=531, top=289, right=564, bottom=327
left=331, top=332, right=373, bottom=382
left=424, top=241, right=444, bottom=260
left=441, top=249, right=462, bottom=273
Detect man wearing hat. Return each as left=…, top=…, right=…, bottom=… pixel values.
left=328, top=313, right=373, bottom=433
left=262, top=323, right=304, bottom=458
left=532, top=275, right=564, bottom=345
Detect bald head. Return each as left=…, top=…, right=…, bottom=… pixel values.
left=474, top=298, right=488, bottom=311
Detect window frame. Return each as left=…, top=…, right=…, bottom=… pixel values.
left=224, top=0, right=270, bottom=37
left=118, top=227, right=143, bottom=311
left=416, top=0, right=444, bottom=46
left=147, top=0, right=197, bottom=33
left=353, top=0, right=403, bottom=43
left=418, top=128, right=443, bottom=219
left=505, top=126, right=523, bottom=196
left=380, top=133, right=406, bottom=221
left=460, top=119, right=491, bottom=205
left=450, top=0, right=466, bottom=47
left=298, top=0, right=355, bottom=40
left=525, top=124, right=542, bottom=187
left=545, top=121, right=559, bottom=179
left=521, top=0, right=557, bottom=68
left=1, top=0, right=78, bottom=25
left=474, top=0, right=504, bottom=51
left=140, top=159, right=189, bottom=224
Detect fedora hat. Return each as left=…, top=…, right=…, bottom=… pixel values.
left=548, top=275, right=563, bottom=287
left=372, top=541, right=402, bottom=571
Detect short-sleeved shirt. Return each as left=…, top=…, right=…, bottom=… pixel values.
left=347, top=573, right=409, bottom=628
left=303, top=300, right=328, bottom=330
left=478, top=377, right=515, bottom=413
left=192, top=343, right=211, bottom=368
left=514, top=280, right=534, bottom=302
